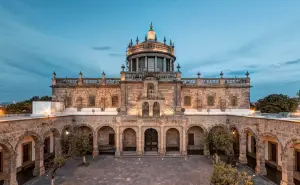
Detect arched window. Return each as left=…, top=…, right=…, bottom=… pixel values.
left=142, top=102, right=149, bottom=117
left=89, top=95, right=95, bottom=107
left=112, top=96, right=119, bottom=107
left=153, top=102, right=160, bottom=117
left=207, top=95, right=215, bottom=106
left=231, top=96, right=238, bottom=106
left=76, top=97, right=83, bottom=110
left=147, top=83, right=154, bottom=98
left=184, top=96, right=191, bottom=106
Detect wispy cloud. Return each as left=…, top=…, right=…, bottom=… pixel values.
left=92, top=46, right=111, bottom=51
left=109, top=53, right=125, bottom=57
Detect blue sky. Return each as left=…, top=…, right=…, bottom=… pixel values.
left=0, top=0, right=300, bottom=102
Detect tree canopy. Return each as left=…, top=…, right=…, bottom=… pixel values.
left=206, top=127, right=234, bottom=156
left=4, top=96, right=52, bottom=114
left=255, top=94, right=298, bottom=113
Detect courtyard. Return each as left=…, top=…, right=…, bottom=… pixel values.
left=25, top=155, right=273, bottom=185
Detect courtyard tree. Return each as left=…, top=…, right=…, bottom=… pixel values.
left=50, top=156, right=66, bottom=185
left=255, top=94, right=298, bottom=113
left=210, top=155, right=254, bottom=185
left=69, top=133, right=92, bottom=165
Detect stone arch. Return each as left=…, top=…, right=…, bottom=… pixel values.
left=259, top=132, right=284, bottom=152
left=122, top=128, right=137, bottom=151
left=207, top=124, right=227, bottom=135
left=0, top=141, right=16, bottom=184
left=242, top=127, right=258, bottom=141
left=74, top=124, right=94, bottom=154
left=283, top=138, right=300, bottom=153
left=95, top=124, right=116, bottom=134
left=186, top=124, right=208, bottom=135
left=42, top=128, right=61, bottom=158
left=144, top=127, right=159, bottom=152
left=166, top=128, right=180, bottom=152
left=186, top=126, right=205, bottom=155
left=14, top=131, right=42, bottom=151
left=97, top=126, right=116, bottom=154
left=153, top=102, right=160, bottom=117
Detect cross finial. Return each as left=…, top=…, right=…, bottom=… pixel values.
left=220, top=71, right=224, bottom=78
left=145, top=34, right=147, bottom=41
left=163, top=36, right=166, bottom=44
left=79, top=71, right=83, bottom=78
left=136, top=36, right=139, bottom=44
left=52, top=71, right=56, bottom=78
left=121, top=64, right=125, bottom=72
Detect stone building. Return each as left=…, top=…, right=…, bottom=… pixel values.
left=0, top=24, right=299, bottom=185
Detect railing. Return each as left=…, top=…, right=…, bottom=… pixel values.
left=55, top=78, right=120, bottom=86
left=182, top=78, right=250, bottom=86
left=127, top=42, right=174, bottom=55
left=125, top=72, right=177, bottom=81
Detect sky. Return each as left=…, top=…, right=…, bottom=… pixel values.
left=0, top=0, right=300, bottom=102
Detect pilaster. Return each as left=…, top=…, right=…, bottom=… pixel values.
left=137, top=126, right=143, bottom=155
left=182, top=125, right=187, bottom=156
left=92, top=132, right=99, bottom=157
left=280, top=149, right=295, bottom=185
left=115, top=124, right=121, bottom=156
left=160, top=125, right=165, bottom=155
left=3, top=154, right=18, bottom=185
left=33, top=143, right=45, bottom=176
left=255, top=141, right=267, bottom=175
left=239, top=132, right=248, bottom=164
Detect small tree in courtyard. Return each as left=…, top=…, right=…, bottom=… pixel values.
left=50, top=156, right=66, bottom=185
left=69, top=133, right=92, bottom=165
left=206, top=127, right=234, bottom=157
left=211, top=155, right=254, bottom=185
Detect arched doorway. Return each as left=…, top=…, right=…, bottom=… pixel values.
left=75, top=126, right=93, bottom=154
left=98, top=126, right=115, bottom=155
left=0, top=143, right=15, bottom=185
left=166, top=128, right=180, bottom=152
left=187, top=126, right=205, bottom=155
left=231, top=127, right=239, bottom=157
left=43, top=128, right=60, bottom=170
left=142, top=102, right=149, bottom=117
left=61, top=126, right=72, bottom=155
left=153, top=102, right=160, bottom=117
left=122, top=128, right=137, bottom=151
left=144, top=128, right=158, bottom=151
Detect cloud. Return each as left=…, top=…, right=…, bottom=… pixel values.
left=109, top=53, right=125, bottom=57
left=92, top=46, right=111, bottom=51
left=283, top=59, right=300, bottom=65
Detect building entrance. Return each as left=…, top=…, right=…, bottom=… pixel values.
left=144, top=128, right=158, bottom=151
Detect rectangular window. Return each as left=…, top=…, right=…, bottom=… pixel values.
left=22, top=142, right=32, bottom=164
left=89, top=96, right=95, bottom=107
left=0, top=151, right=3, bottom=172
left=188, top=134, right=194, bottom=145
left=231, top=96, right=238, bottom=106
left=207, top=96, right=215, bottom=106
left=132, top=58, right=137, bottom=71
left=139, top=57, right=145, bottom=71
left=166, top=59, right=170, bottom=72
left=157, top=57, right=163, bottom=72
left=44, top=137, right=51, bottom=154
left=109, top=134, right=115, bottom=145
left=269, top=142, right=277, bottom=162
left=147, top=57, right=155, bottom=72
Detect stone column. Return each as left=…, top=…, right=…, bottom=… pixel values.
left=115, top=124, right=121, bottom=156
left=204, top=134, right=210, bottom=156
left=160, top=126, right=165, bottom=155
left=255, top=140, right=267, bottom=175
left=163, top=58, right=166, bottom=72
left=145, top=56, right=148, bottom=71
left=130, top=59, right=133, bottom=72
left=182, top=126, right=187, bottom=156
left=33, top=143, right=45, bottom=176
left=149, top=103, right=153, bottom=117
left=280, top=149, right=295, bottom=185
left=54, top=137, right=62, bottom=157
left=92, top=132, right=99, bottom=157
left=154, top=56, right=157, bottom=71
left=239, top=132, right=248, bottom=164
left=3, top=153, right=18, bottom=185
left=137, top=57, right=139, bottom=72
left=137, top=126, right=143, bottom=155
